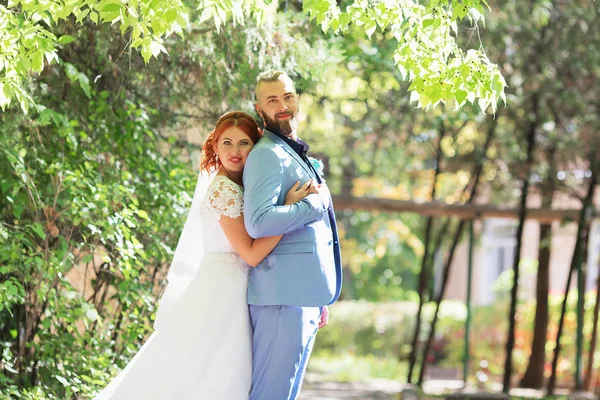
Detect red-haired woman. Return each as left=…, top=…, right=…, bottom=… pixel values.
left=94, top=111, right=314, bottom=400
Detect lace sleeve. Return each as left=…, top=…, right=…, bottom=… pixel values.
left=206, top=178, right=244, bottom=219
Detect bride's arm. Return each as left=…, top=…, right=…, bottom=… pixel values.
left=220, top=180, right=315, bottom=267
left=220, top=217, right=282, bottom=267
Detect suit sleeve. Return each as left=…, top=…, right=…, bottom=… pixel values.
left=243, top=145, right=328, bottom=238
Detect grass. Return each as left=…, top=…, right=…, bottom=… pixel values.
left=307, top=353, right=408, bottom=382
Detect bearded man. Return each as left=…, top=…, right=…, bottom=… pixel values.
left=242, top=70, right=343, bottom=400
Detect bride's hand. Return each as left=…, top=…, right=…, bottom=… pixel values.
left=285, top=180, right=317, bottom=205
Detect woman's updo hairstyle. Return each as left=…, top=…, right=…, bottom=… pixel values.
left=200, top=111, right=262, bottom=173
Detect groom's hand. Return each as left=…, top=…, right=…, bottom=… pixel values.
left=318, top=306, right=329, bottom=329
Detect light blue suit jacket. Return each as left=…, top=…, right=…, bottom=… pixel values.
left=243, top=130, right=342, bottom=306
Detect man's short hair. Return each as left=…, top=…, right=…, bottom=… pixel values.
left=255, top=70, right=295, bottom=101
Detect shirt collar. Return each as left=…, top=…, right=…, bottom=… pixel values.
left=269, top=128, right=309, bottom=158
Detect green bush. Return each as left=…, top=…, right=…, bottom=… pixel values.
left=313, top=295, right=600, bottom=387
left=313, top=300, right=467, bottom=361
left=0, top=64, right=195, bottom=398
left=441, top=291, right=600, bottom=385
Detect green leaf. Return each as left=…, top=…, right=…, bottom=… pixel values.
left=136, top=210, right=149, bottom=220
left=429, top=83, right=442, bottom=104
left=330, top=18, right=340, bottom=32
left=32, top=224, right=46, bottom=240
left=0, top=83, right=9, bottom=109
left=6, top=281, right=18, bottom=296
left=12, top=205, right=23, bottom=219
left=151, top=19, right=162, bottom=34
left=75, top=8, right=91, bottom=23
left=101, top=11, right=120, bottom=22
left=364, top=19, right=377, bottom=39
left=31, top=52, right=44, bottom=72
left=165, top=9, right=177, bottom=23
left=141, top=45, right=152, bottom=63
left=58, top=35, right=76, bottom=45
left=422, top=19, right=435, bottom=29
left=451, top=4, right=469, bottom=20
left=339, top=13, right=352, bottom=30
left=455, top=90, right=468, bottom=105
left=0, top=180, right=11, bottom=194
left=101, top=3, right=121, bottom=12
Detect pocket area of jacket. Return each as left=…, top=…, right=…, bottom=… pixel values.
left=271, top=242, right=315, bottom=254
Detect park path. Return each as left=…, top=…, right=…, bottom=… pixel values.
left=300, top=380, right=404, bottom=399
left=299, top=377, right=464, bottom=400
left=299, top=377, right=595, bottom=400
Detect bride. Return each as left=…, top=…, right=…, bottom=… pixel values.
left=93, top=111, right=315, bottom=400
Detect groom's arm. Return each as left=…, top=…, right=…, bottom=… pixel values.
left=243, top=146, right=328, bottom=238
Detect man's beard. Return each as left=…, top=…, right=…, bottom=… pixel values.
left=262, top=110, right=299, bottom=137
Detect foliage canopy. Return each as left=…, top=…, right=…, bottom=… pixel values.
left=1, top=0, right=505, bottom=113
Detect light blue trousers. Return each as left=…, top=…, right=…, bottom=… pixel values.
left=248, top=305, right=321, bottom=400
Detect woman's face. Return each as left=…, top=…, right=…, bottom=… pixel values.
left=214, top=126, right=254, bottom=174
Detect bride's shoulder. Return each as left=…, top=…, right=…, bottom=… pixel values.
left=204, top=176, right=244, bottom=218
left=208, top=175, right=242, bottom=193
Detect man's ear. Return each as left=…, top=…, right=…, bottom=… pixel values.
left=254, top=103, right=262, bottom=117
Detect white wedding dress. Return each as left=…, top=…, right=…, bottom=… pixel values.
left=94, top=176, right=252, bottom=400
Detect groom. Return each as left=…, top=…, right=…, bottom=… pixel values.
left=243, top=70, right=343, bottom=400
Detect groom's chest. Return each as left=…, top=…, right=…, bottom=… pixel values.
left=271, top=143, right=318, bottom=182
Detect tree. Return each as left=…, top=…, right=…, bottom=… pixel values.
left=548, top=153, right=598, bottom=394
left=0, top=11, right=340, bottom=397
left=465, top=0, right=600, bottom=390
left=407, top=121, right=445, bottom=383
left=520, top=145, right=555, bottom=389
left=1, top=0, right=506, bottom=113
left=417, top=118, right=495, bottom=385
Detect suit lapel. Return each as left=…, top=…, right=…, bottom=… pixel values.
left=263, top=130, right=314, bottom=178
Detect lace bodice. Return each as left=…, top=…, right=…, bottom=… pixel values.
left=200, top=176, right=244, bottom=254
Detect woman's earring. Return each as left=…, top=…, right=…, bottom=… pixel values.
left=215, top=154, right=219, bottom=163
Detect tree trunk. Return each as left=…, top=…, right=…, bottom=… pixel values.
left=575, top=223, right=591, bottom=390
left=406, top=124, right=445, bottom=383
left=519, top=222, right=551, bottom=388
left=417, top=121, right=495, bottom=385
left=520, top=146, right=556, bottom=389
left=582, top=153, right=600, bottom=392
left=502, top=99, right=538, bottom=393
left=427, top=217, right=452, bottom=299
left=339, top=126, right=358, bottom=300
left=548, top=158, right=598, bottom=394
left=418, top=218, right=466, bottom=385
left=584, top=233, right=599, bottom=391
